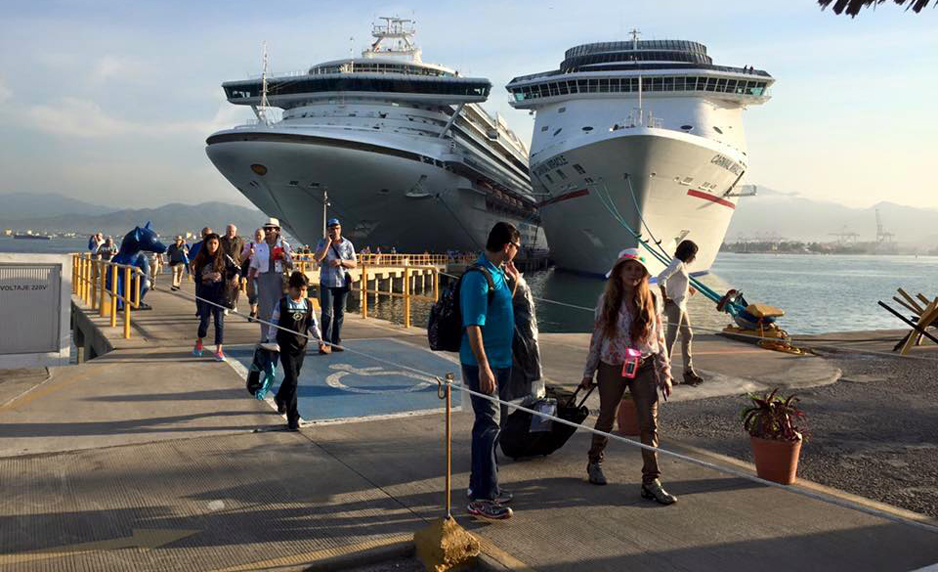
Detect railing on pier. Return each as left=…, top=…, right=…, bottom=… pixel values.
left=71, top=253, right=143, bottom=340
left=354, top=263, right=440, bottom=329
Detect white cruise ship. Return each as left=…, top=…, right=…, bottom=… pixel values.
left=506, top=32, right=774, bottom=277
left=206, top=18, right=546, bottom=253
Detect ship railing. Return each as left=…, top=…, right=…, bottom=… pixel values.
left=355, top=262, right=441, bottom=329
left=71, top=253, right=144, bottom=340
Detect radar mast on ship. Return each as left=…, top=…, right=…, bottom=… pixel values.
left=364, top=17, right=421, bottom=63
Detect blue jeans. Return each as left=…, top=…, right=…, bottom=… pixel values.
left=462, top=364, right=512, bottom=501
left=320, top=286, right=349, bottom=345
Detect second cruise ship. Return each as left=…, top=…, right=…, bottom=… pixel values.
left=507, top=32, right=774, bottom=276
left=206, top=18, right=546, bottom=253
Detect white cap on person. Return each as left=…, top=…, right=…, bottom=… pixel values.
left=605, top=247, right=651, bottom=278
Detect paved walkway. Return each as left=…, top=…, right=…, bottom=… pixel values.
left=1, top=283, right=936, bottom=571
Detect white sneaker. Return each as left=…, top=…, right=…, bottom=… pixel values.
left=223, top=309, right=229, bottom=316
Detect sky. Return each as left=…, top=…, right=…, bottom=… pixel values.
left=1, top=0, right=936, bottom=210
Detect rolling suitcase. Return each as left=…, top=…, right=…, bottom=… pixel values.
left=500, top=385, right=595, bottom=460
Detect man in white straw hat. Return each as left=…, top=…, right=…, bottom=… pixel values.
left=249, top=217, right=294, bottom=340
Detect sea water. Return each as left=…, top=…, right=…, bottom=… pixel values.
left=4, top=238, right=935, bottom=335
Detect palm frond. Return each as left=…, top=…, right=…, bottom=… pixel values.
left=818, top=0, right=933, bottom=16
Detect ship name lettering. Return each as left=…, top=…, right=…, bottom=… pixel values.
left=710, top=154, right=743, bottom=175
left=533, top=155, right=568, bottom=176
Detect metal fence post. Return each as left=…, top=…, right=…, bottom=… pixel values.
left=109, top=266, right=118, bottom=328
left=99, top=264, right=110, bottom=317
left=123, top=266, right=132, bottom=339
left=404, top=266, right=411, bottom=329
left=361, top=263, right=368, bottom=320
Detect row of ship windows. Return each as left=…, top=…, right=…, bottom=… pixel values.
left=309, top=63, right=452, bottom=77
left=538, top=122, right=720, bottom=135
left=565, top=41, right=707, bottom=57
left=511, top=76, right=767, bottom=101
left=227, top=78, right=490, bottom=100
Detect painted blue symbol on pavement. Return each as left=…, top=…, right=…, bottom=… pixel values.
left=228, top=338, right=461, bottom=422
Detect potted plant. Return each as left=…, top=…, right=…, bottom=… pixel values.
left=740, top=389, right=808, bottom=485
left=616, top=391, right=639, bottom=436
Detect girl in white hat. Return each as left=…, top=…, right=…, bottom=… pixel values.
left=580, top=248, right=677, bottom=504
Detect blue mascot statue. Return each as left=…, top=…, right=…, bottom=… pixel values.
left=109, top=222, right=167, bottom=310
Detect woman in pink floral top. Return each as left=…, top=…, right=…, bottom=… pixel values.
left=579, top=248, right=676, bottom=504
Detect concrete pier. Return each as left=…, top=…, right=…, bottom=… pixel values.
left=1, top=282, right=936, bottom=571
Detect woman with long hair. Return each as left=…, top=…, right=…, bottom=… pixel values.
left=192, top=233, right=239, bottom=361
left=657, top=240, right=703, bottom=385
left=580, top=248, right=676, bottom=504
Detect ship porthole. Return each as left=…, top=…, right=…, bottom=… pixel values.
left=250, top=164, right=268, bottom=176
left=379, top=188, right=390, bottom=194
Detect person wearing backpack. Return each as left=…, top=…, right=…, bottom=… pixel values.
left=461, top=222, right=521, bottom=520
left=267, top=271, right=321, bottom=431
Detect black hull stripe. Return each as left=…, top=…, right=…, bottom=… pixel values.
left=206, top=132, right=424, bottom=163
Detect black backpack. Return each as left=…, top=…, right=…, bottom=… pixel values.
left=428, top=264, right=495, bottom=352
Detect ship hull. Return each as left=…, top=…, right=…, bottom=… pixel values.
left=536, top=130, right=743, bottom=277
left=206, top=128, right=546, bottom=252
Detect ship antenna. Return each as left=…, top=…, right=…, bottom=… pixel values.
left=629, top=28, right=643, bottom=125
left=257, top=41, right=271, bottom=126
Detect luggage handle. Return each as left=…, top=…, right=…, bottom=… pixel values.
left=568, top=385, right=596, bottom=409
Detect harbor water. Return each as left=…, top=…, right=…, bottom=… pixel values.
left=3, top=237, right=935, bottom=336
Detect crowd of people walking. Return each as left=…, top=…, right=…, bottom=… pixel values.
left=127, top=216, right=701, bottom=523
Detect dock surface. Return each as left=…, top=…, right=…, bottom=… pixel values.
left=1, top=282, right=936, bottom=571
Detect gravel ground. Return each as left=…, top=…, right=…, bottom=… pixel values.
left=659, top=351, right=938, bottom=519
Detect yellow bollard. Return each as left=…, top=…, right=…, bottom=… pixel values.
left=101, top=265, right=111, bottom=318
left=109, top=266, right=118, bottom=328
left=99, top=262, right=108, bottom=314
left=404, top=266, right=411, bottom=329
left=123, top=266, right=132, bottom=339
left=433, top=268, right=440, bottom=302
left=361, top=263, right=369, bottom=320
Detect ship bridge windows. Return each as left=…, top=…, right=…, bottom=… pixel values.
left=555, top=169, right=568, bottom=180
left=225, top=77, right=490, bottom=100
left=573, top=164, right=586, bottom=174
left=508, top=75, right=768, bottom=102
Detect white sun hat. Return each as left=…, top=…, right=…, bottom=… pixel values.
left=605, top=247, right=651, bottom=278
left=262, top=217, right=281, bottom=229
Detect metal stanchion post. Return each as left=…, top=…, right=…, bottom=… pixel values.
left=445, top=372, right=453, bottom=519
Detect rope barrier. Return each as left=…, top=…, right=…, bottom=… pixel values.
left=156, top=283, right=938, bottom=534
left=435, top=270, right=936, bottom=362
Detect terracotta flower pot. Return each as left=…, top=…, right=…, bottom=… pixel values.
left=750, top=435, right=802, bottom=485
left=616, top=398, right=640, bottom=436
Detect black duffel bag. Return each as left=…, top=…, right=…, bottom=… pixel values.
left=500, top=385, right=595, bottom=460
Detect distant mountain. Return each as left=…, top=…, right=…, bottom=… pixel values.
left=727, top=188, right=938, bottom=246
left=0, top=192, right=111, bottom=218
left=0, top=201, right=268, bottom=239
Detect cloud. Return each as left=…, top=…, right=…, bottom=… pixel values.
left=27, top=97, right=132, bottom=137
left=91, top=55, right=131, bottom=82
left=0, top=80, right=11, bottom=104
left=21, top=94, right=254, bottom=139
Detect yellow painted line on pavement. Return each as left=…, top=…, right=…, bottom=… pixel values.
left=211, top=534, right=413, bottom=572
left=0, top=528, right=199, bottom=565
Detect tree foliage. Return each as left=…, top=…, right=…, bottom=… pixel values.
left=818, top=0, right=932, bottom=16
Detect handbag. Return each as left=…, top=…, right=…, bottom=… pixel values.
left=330, top=242, right=353, bottom=289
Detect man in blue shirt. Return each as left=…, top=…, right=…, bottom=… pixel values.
left=461, top=222, right=521, bottom=520
left=313, top=218, right=357, bottom=353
